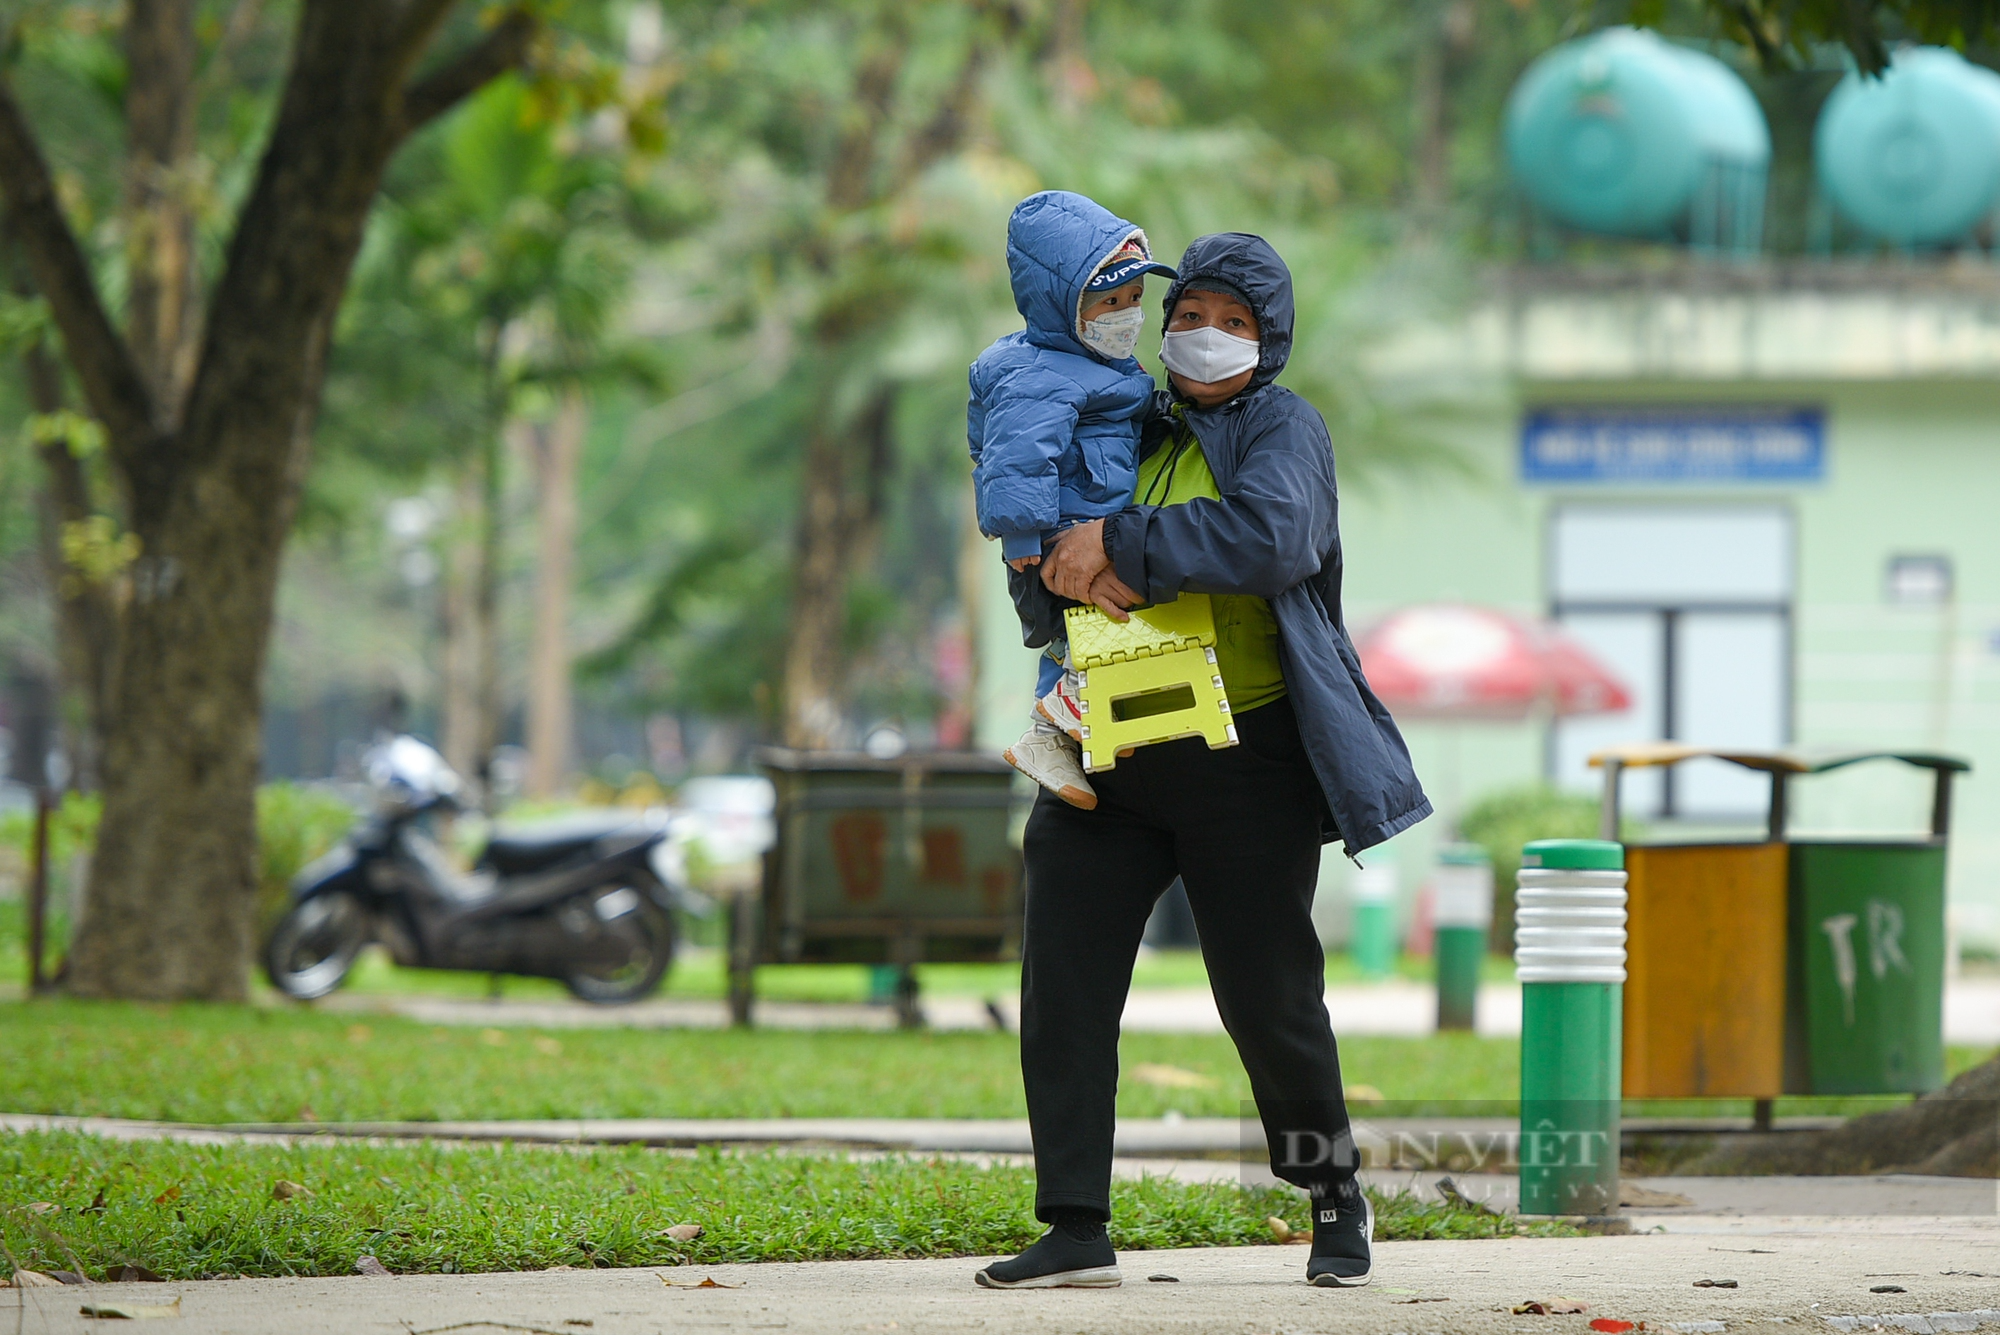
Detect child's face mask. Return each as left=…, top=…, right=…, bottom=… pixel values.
left=1160, top=325, right=1260, bottom=385
left=1080, top=307, right=1145, bottom=360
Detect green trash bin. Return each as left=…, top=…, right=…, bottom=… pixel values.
left=1790, top=840, right=1949, bottom=1095
left=739, top=748, right=1026, bottom=1027
left=1593, top=744, right=1967, bottom=1100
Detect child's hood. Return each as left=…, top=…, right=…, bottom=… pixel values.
left=1005, top=191, right=1151, bottom=359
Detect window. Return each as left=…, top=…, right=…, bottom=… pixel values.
left=1549, top=505, right=1793, bottom=820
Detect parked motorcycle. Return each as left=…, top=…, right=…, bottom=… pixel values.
left=264, top=736, right=706, bottom=1003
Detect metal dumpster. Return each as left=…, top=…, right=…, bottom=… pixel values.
left=731, top=748, right=1025, bottom=1026
left=1591, top=744, right=1966, bottom=1107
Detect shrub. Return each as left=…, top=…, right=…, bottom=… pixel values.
left=1458, top=783, right=1638, bottom=950
left=0, top=783, right=357, bottom=945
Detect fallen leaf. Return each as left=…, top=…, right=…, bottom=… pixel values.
left=664, top=1224, right=703, bottom=1243
left=1516, top=1299, right=1591, bottom=1315
left=1693, top=1279, right=1738, bottom=1289
left=297, top=1106, right=318, bottom=1123
left=1591, top=1321, right=1636, bottom=1333
left=1870, top=1286, right=1906, bottom=1294
left=1397, top=1297, right=1450, bottom=1304
left=1147, top=1274, right=1179, bottom=1283
left=50, top=1272, right=89, bottom=1285
left=1129, top=1062, right=1219, bottom=1090
left=533, top=1037, right=563, bottom=1056
left=564, top=1322, right=593, bottom=1328
left=151, top=1187, right=180, bottom=1206
left=271, top=1181, right=313, bottom=1202
left=1266, top=1216, right=1293, bottom=1242
left=1345, top=1083, right=1386, bottom=1103
left=354, top=1256, right=392, bottom=1278
left=78, top=1298, right=182, bottom=1319
left=107, top=1265, right=165, bottom=1283
left=1621, top=1183, right=1696, bottom=1208
left=27, top=1201, right=58, bottom=1215
left=1437, top=1176, right=1501, bottom=1216
left=9, top=1270, right=62, bottom=1289
left=694, top=1278, right=737, bottom=1289
left=86, top=1189, right=108, bottom=1215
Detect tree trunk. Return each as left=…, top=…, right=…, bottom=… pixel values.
left=123, top=0, right=201, bottom=407
left=63, top=457, right=287, bottom=999
left=782, top=384, right=894, bottom=748
left=44, top=4, right=542, bottom=1000
left=440, top=461, right=487, bottom=785
left=474, top=413, right=505, bottom=792
left=14, top=335, right=118, bottom=787
left=1409, top=0, right=1473, bottom=229
left=525, top=388, right=585, bottom=797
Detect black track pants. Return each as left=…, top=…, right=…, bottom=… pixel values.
left=1018, top=695, right=1357, bottom=1222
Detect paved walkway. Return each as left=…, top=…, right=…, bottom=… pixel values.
left=10, top=1225, right=2000, bottom=1334
left=315, top=977, right=2000, bottom=1043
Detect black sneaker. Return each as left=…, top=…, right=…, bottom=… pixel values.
left=1306, top=1184, right=1374, bottom=1288
left=974, top=1218, right=1121, bottom=1289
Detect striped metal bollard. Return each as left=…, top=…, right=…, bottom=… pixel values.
left=1514, top=838, right=1626, bottom=1218
left=1432, top=844, right=1493, bottom=1032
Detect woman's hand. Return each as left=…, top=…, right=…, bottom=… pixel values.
left=1084, top=568, right=1142, bottom=622
left=1040, top=520, right=1111, bottom=601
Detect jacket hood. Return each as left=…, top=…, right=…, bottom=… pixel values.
left=1160, top=232, right=1295, bottom=396
left=1006, top=191, right=1151, bottom=360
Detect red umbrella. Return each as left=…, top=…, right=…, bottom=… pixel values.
left=1356, top=603, right=1631, bottom=720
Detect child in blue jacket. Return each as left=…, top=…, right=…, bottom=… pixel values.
left=968, top=191, right=1175, bottom=809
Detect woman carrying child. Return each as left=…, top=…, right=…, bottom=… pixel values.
left=974, top=231, right=1431, bottom=1292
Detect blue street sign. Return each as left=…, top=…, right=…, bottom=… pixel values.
left=1521, top=407, right=1825, bottom=484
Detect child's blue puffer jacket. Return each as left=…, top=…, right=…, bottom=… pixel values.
left=968, top=191, right=1160, bottom=561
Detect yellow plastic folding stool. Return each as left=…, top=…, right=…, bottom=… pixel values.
left=1062, top=593, right=1238, bottom=773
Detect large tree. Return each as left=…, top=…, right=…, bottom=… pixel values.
left=0, top=2, right=540, bottom=999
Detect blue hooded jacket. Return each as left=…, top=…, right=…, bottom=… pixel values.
left=1103, top=233, right=1432, bottom=856
left=968, top=192, right=1163, bottom=561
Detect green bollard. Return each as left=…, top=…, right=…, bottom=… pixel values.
left=1433, top=844, right=1493, bottom=1031
left=1350, top=856, right=1399, bottom=978
left=1515, top=838, right=1627, bottom=1219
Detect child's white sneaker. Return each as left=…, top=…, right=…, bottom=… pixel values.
left=1004, top=722, right=1097, bottom=810
left=1034, top=671, right=1086, bottom=742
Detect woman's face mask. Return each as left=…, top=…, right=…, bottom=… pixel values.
left=1159, top=324, right=1260, bottom=384
left=1080, top=307, right=1146, bottom=360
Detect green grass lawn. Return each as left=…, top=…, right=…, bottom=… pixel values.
left=0, top=1000, right=1516, bottom=1121
left=5, top=1000, right=1988, bottom=1125
left=0, top=1133, right=1567, bottom=1279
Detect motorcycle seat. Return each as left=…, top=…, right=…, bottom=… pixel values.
left=481, top=812, right=650, bottom=876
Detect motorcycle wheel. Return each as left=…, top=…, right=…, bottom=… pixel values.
left=563, top=882, right=674, bottom=1005
left=264, top=892, right=369, bottom=1000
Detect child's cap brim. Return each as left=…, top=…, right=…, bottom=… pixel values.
left=1085, top=258, right=1179, bottom=291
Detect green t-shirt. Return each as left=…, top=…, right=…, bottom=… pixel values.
left=1131, top=427, right=1288, bottom=715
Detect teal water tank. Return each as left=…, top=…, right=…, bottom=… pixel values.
left=1815, top=47, right=2000, bottom=246
left=1506, top=28, right=1769, bottom=239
